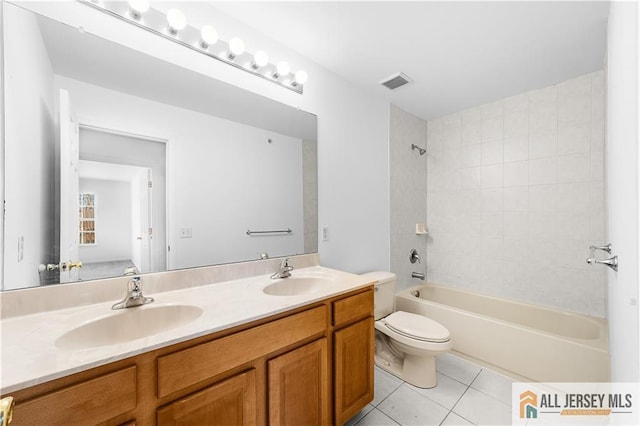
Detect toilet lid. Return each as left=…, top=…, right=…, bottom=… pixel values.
left=383, top=311, right=450, bottom=343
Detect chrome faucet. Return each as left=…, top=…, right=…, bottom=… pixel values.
left=112, top=276, right=154, bottom=310
left=270, top=258, right=293, bottom=279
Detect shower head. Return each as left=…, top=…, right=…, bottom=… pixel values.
left=411, top=144, right=426, bottom=156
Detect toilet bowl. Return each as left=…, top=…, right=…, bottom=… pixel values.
left=363, top=271, right=452, bottom=388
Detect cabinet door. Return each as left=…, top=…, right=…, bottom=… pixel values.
left=334, top=317, right=374, bottom=425
left=157, top=369, right=256, bottom=426
left=268, top=339, right=328, bottom=426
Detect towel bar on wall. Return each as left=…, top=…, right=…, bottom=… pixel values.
left=246, top=228, right=292, bottom=235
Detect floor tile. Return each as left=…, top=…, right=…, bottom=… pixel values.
left=440, top=412, right=475, bottom=425
left=453, top=387, right=512, bottom=425
left=345, top=404, right=375, bottom=426
left=436, top=354, right=482, bottom=385
left=378, top=384, right=449, bottom=426
left=356, top=408, right=400, bottom=426
left=372, top=366, right=403, bottom=406
left=405, top=372, right=468, bottom=410
left=470, top=368, right=514, bottom=404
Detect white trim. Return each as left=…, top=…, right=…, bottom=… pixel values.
left=79, top=123, right=167, bottom=145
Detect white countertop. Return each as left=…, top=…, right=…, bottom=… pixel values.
left=0, top=266, right=373, bottom=394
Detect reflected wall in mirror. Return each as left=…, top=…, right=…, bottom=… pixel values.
left=2, top=3, right=318, bottom=291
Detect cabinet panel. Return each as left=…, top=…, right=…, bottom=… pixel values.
left=333, top=290, right=373, bottom=327
left=157, top=369, right=256, bottom=426
left=158, top=306, right=326, bottom=398
left=12, top=366, right=136, bottom=426
left=334, top=317, right=374, bottom=425
left=268, top=339, right=328, bottom=426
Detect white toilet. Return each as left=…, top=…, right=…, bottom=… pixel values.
left=364, top=271, right=452, bottom=388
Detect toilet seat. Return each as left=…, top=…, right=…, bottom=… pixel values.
left=382, top=311, right=450, bottom=343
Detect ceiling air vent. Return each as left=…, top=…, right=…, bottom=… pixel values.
left=379, top=72, right=412, bottom=90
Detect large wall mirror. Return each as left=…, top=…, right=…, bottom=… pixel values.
left=2, top=3, right=318, bottom=291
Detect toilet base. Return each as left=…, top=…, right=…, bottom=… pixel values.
left=403, top=353, right=437, bottom=388
left=374, top=332, right=404, bottom=378
left=374, top=353, right=438, bottom=389
left=374, top=356, right=402, bottom=380
left=374, top=331, right=440, bottom=389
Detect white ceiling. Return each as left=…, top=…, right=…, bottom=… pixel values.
left=211, top=1, right=609, bottom=121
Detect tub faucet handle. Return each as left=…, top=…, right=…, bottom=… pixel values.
left=589, top=243, right=612, bottom=255
left=409, top=249, right=421, bottom=264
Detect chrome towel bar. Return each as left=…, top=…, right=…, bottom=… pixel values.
left=246, top=228, right=292, bottom=235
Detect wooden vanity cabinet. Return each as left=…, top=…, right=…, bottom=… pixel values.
left=332, top=290, right=375, bottom=425
left=6, top=286, right=374, bottom=426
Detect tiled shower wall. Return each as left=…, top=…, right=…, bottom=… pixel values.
left=425, top=71, right=606, bottom=317
left=390, top=105, right=427, bottom=291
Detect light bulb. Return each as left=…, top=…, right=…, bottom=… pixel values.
left=293, top=70, right=308, bottom=85
left=200, top=25, right=218, bottom=48
left=252, top=50, right=269, bottom=69
left=128, top=0, right=149, bottom=18
left=167, top=8, right=186, bottom=34
left=274, top=61, right=290, bottom=78
left=228, top=37, right=245, bottom=59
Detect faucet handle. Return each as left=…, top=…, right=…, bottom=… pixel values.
left=127, top=277, right=143, bottom=298
left=281, top=258, right=291, bottom=267
left=128, top=276, right=142, bottom=290
left=589, top=243, right=612, bottom=255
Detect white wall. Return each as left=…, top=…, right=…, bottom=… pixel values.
left=21, top=1, right=391, bottom=275
left=606, top=0, right=640, bottom=382
left=424, top=72, right=606, bottom=317
left=79, top=179, right=132, bottom=263
left=3, top=5, right=56, bottom=289
left=57, top=76, right=304, bottom=269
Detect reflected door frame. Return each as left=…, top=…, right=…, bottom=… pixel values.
left=77, top=123, right=169, bottom=276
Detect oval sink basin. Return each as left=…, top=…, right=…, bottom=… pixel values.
left=55, top=304, right=203, bottom=350
left=263, top=277, right=331, bottom=296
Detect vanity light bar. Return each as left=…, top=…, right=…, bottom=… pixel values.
left=78, top=0, right=306, bottom=94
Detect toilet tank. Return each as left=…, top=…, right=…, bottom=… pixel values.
left=361, top=271, right=396, bottom=320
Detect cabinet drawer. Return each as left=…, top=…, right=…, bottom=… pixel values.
left=13, top=366, right=136, bottom=426
left=333, top=289, right=373, bottom=328
left=157, top=306, right=327, bottom=398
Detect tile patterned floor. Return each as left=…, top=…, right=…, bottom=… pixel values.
left=346, top=353, right=514, bottom=426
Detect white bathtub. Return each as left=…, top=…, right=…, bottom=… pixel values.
left=395, top=284, right=610, bottom=382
